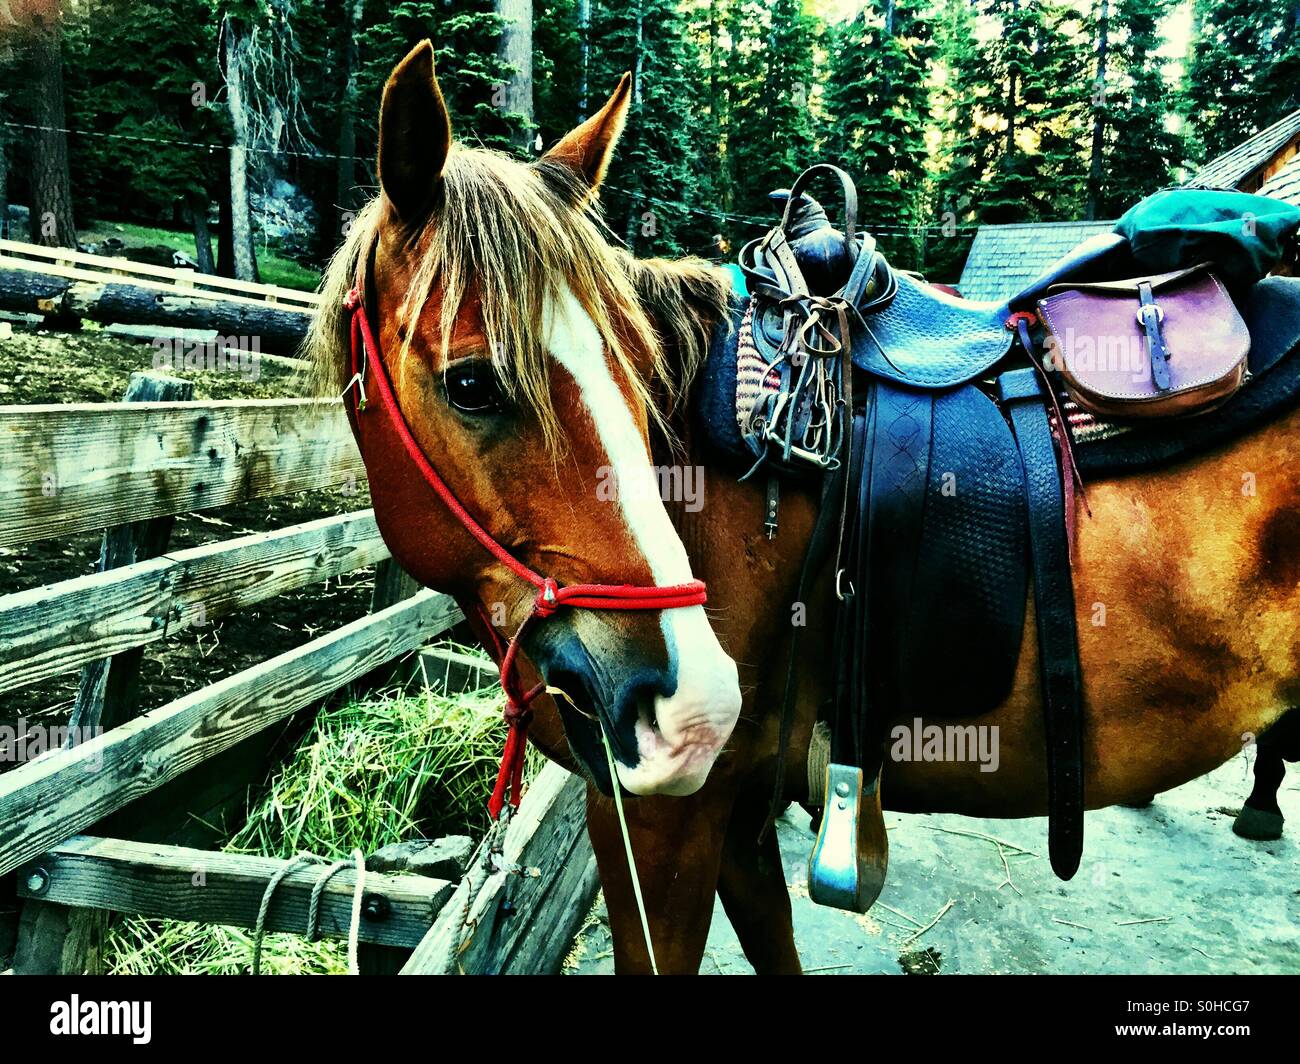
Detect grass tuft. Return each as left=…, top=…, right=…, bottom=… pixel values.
left=104, top=657, right=543, bottom=975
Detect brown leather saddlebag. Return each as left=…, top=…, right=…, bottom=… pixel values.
left=1036, top=263, right=1249, bottom=419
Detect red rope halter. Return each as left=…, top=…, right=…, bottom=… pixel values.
left=344, top=286, right=708, bottom=817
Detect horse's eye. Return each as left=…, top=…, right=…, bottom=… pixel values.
left=444, top=360, right=506, bottom=415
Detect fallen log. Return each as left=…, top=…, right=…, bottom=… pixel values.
left=0, top=265, right=312, bottom=353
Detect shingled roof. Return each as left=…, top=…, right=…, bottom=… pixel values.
left=1189, top=109, right=1300, bottom=191
left=1259, top=152, right=1300, bottom=206
left=956, top=220, right=1115, bottom=302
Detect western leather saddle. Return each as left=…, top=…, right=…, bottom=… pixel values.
left=694, top=164, right=1300, bottom=913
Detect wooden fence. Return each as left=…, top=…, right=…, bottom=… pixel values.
left=0, top=271, right=599, bottom=974
left=0, top=239, right=317, bottom=351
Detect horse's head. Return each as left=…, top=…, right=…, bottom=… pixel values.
left=310, top=42, right=741, bottom=797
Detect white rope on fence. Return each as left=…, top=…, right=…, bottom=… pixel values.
left=250, top=848, right=367, bottom=975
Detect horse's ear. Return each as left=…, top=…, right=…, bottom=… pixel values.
left=540, top=73, right=632, bottom=192
left=378, top=40, right=451, bottom=225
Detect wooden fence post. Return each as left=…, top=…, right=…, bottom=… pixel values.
left=354, top=556, right=422, bottom=975
left=370, top=557, right=420, bottom=612
left=15, top=370, right=192, bottom=975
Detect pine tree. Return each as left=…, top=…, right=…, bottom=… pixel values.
left=533, top=0, right=583, bottom=145
left=587, top=0, right=709, bottom=255
left=935, top=0, right=1089, bottom=226
left=823, top=1, right=936, bottom=266
left=1185, top=0, right=1300, bottom=162
left=723, top=0, right=820, bottom=228
left=1086, top=0, right=1185, bottom=216
left=58, top=0, right=220, bottom=232
left=358, top=1, right=526, bottom=155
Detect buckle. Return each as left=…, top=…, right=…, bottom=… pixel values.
left=835, top=568, right=854, bottom=601
left=1137, top=302, right=1165, bottom=326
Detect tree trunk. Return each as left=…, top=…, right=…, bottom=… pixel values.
left=334, top=0, right=365, bottom=232
left=187, top=200, right=216, bottom=274
left=577, top=0, right=591, bottom=121
left=28, top=13, right=77, bottom=249
left=1084, top=0, right=1110, bottom=220
left=216, top=162, right=235, bottom=277
left=495, top=0, right=534, bottom=151
left=622, top=0, right=645, bottom=250
left=223, top=16, right=259, bottom=282
left=0, top=114, right=8, bottom=240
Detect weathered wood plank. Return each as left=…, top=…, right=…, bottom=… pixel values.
left=15, top=836, right=453, bottom=951
left=400, top=764, right=595, bottom=975
left=0, top=398, right=363, bottom=548
left=34, top=372, right=197, bottom=976
left=0, top=591, right=464, bottom=879
left=0, top=509, right=389, bottom=694
left=501, top=850, right=599, bottom=975
left=71, top=371, right=195, bottom=735
left=0, top=238, right=322, bottom=308
left=370, top=558, right=420, bottom=613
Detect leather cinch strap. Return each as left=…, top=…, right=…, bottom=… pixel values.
left=997, top=367, right=1086, bottom=879
left=343, top=285, right=708, bottom=818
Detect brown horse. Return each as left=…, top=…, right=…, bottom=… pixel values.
left=309, top=41, right=1300, bottom=974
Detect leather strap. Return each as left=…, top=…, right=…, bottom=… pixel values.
left=1138, top=281, right=1174, bottom=391
left=781, top=163, right=860, bottom=271
left=997, top=367, right=1086, bottom=879
left=761, top=457, right=847, bottom=839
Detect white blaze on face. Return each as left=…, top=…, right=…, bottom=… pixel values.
left=544, top=287, right=741, bottom=796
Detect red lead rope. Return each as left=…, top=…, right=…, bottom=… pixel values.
left=344, top=286, right=708, bottom=818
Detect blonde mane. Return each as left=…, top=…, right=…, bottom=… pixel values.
left=305, top=146, right=732, bottom=448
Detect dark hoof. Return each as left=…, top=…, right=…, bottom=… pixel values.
left=1120, top=794, right=1156, bottom=809
left=1233, top=805, right=1284, bottom=841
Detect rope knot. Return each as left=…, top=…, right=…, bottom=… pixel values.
left=503, top=698, right=534, bottom=727
left=344, top=285, right=361, bottom=311
left=533, top=577, right=561, bottom=618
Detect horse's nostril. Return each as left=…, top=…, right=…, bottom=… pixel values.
left=634, top=690, right=660, bottom=733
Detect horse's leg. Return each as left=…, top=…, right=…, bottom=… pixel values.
left=715, top=792, right=802, bottom=974
left=1235, top=708, right=1300, bottom=840
left=585, top=784, right=733, bottom=974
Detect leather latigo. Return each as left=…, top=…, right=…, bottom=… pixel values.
left=1037, top=263, right=1250, bottom=418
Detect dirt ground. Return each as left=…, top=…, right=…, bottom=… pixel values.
left=571, top=755, right=1299, bottom=974
left=0, top=321, right=374, bottom=753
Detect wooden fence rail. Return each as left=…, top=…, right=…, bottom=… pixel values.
left=17, top=836, right=454, bottom=950
left=0, top=398, right=361, bottom=547
left=0, top=305, right=596, bottom=971
left=0, top=240, right=317, bottom=352
left=0, top=591, right=463, bottom=880
left=0, top=509, right=388, bottom=694
left=401, top=763, right=599, bottom=975
left=0, top=239, right=324, bottom=310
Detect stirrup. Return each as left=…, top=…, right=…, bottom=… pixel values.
left=807, top=762, right=889, bottom=913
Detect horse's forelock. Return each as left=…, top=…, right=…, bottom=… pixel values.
left=303, top=146, right=730, bottom=451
